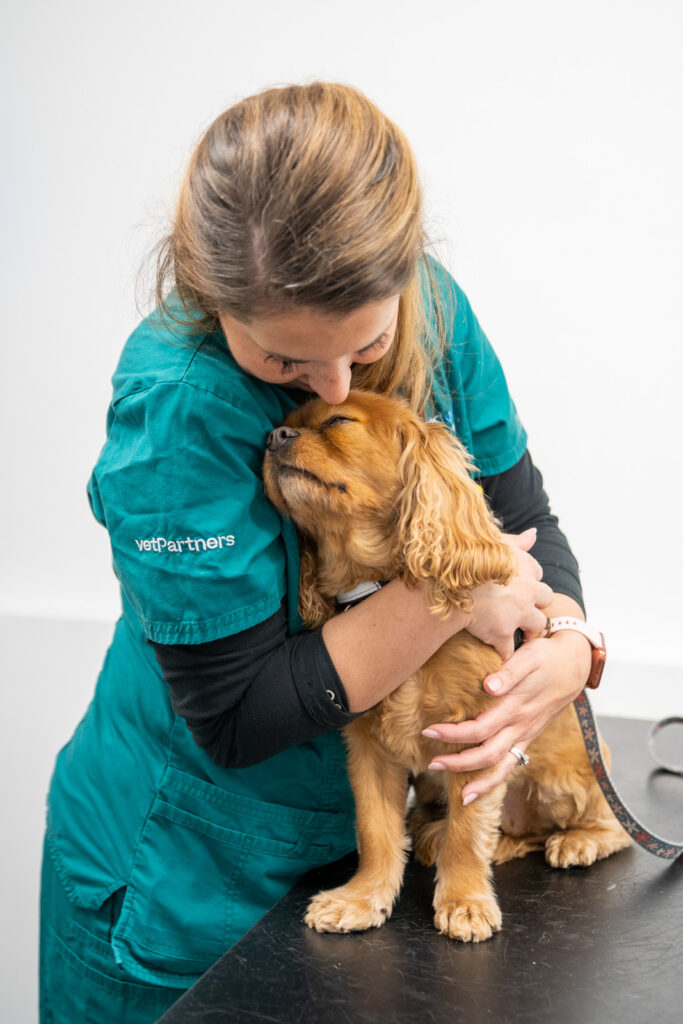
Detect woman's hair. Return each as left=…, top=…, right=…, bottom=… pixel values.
left=154, top=82, right=445, bottom=413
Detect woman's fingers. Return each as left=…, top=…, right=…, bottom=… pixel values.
left=425, top=727, right=529, bottom=802
left=421, top=651, right=538, bottom=748
left=422, top=709, right=506, bottom=748
left=490, top=636, right=515, bottom=662
left=485, top=640, right=542, bottom=695
left=466, top=577, right=553, bottom=659
left=426, top=730, right=516, bottom=773
left=512, top=545, right=544, bottom=583
left=420, top=645, right=546, bottom=780
left=502, top=530, right=548, bottom=584
left=502, top=528, right=537, bottom=553
left=503, top=532, right=544, bottom=582
left=520, top=595, right=552, bottom=636
left=460, top=747, right=527, bottom=803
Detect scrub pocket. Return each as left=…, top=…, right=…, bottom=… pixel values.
left=40, top=841, right=180, bottom=1024
left=111, top=766, right=356, bottom=987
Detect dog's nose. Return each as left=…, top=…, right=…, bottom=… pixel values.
left=266, top=425, right=300, bottom=452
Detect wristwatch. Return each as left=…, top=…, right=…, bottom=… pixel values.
left=541, top=616, right=607, bottom=690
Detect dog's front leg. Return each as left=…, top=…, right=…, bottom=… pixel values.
left=305, top=719, right=410, bottom=933
left=433, top=774, right=505, bottom=942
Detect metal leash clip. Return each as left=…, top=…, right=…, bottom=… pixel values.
left=647, top=716, right=683, bottom=776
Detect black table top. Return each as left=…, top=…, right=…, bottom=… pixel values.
left=157, top=716, right=683, bottom=1023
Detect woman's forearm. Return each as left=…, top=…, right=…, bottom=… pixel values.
left=322, top=542, right=554, bottom=714
left=322, top=580, right=469, bottom=713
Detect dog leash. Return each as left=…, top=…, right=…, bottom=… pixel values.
left=573, top=692, right=683, bottom=861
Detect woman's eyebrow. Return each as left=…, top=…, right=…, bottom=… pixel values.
left=266, top=327, right=392, bottom=364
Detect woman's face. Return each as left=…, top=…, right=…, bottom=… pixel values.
left=218, top=296, right=400, bottom=405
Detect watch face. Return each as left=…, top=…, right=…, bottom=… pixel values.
left=586, top=645, right=607, bottom=690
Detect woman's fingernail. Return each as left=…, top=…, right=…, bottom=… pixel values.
left=487, top=677, right=502, bottom=692
left=463, top=793, right=479, bottom=806
left=422, top=729, right=441, bottom=739
left=428, top=761, right=447, bottom=771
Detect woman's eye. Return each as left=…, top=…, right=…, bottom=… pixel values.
left=265, top=355, right=297, bottom=375
left=355, top=334, right=390, bottom=360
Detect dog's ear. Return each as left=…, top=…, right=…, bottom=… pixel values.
left=297, top=536, right=336, bottom=628
left=395, top=416, right=516, bottom=615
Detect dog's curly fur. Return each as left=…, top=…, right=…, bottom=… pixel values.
left=263, top=390, right=630, bottom=942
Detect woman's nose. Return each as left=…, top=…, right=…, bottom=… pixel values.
left=306, top=360, right=352, bottom=404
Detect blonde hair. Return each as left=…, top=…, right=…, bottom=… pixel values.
left=154, top=82, right=446, bottom=414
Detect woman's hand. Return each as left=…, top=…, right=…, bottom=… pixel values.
left=422, top=595, right=592, bottom=804
left=464, top=528, right=553, bottom=661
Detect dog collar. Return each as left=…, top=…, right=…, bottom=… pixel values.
left=336, top=581, right=388, bottom=610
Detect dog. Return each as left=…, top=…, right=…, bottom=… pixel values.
left=263, top=390, right=630, bottom=942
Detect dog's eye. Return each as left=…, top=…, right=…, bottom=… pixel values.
left=321, top=415, right=355, bottom=429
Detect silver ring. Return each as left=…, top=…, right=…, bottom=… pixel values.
left=509, top=746, right=530, bottom=767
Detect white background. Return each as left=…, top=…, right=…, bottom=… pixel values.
left=1, top=2, right=682, bottom=1020
left=3, top=0, right=682, bottom=666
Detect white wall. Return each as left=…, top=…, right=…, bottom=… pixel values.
left=2, top=0, right=682, bottom=669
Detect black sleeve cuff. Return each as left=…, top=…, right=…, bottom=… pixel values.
left=151, top=600, right=359, bottom=770
left=289, top=628, right=359, bottom=728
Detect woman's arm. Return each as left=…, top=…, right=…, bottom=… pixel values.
left=152, top=600, right=360, bottom=769
left=323, top=530, right=550, bottom=711
left=153, top=527, right=552, bottom=768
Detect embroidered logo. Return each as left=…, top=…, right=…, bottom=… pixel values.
left=134, top=535, right=235, bottom=553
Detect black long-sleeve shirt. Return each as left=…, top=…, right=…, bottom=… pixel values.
left=152, top=449, right=583, bottom=768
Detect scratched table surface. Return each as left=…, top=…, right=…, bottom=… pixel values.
left=157, top=716, right=683, bottom=1024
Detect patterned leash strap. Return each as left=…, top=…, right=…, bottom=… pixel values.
left=573, top=691, right=683, bottom=861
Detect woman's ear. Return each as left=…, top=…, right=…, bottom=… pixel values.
left=395, top=417, right=516, bottom=616
left=297, top=536, right=336, bottom=628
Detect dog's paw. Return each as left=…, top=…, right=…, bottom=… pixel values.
left=493, top=833, right=544, bottom=865
left=545, top=829, right=599, bottom=868
left=304, top=885, right=392, bottom=933
left=434, top=895, right=502, bottom=942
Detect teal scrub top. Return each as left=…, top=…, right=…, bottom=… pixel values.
left=46, top=260, right=526, bottom=988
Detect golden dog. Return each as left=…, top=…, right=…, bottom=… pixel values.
left=263, top=390, right=630, bottom=942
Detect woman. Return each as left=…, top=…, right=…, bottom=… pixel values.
left=41, top=82, right=592, bottom=1022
